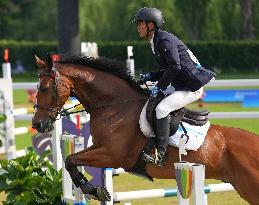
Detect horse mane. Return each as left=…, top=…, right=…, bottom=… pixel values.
left=57, top=55, right=148, bottom=95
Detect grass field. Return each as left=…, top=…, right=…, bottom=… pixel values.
left=1, top=75, right=259, bottom=205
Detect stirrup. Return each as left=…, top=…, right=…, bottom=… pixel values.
left=155, top=151, right=166, bottom=167
left=143, top=148, right=158, bottom=164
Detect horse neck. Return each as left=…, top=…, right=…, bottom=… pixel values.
left=59, top=64, right=146, bottom=112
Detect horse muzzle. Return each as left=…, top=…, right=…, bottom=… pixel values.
left=32, top=118, right=55, bottom=133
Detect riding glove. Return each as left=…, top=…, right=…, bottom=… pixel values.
left=150, top=86, right=159, bottom=97
left=139, top=73, right=152, bottom=84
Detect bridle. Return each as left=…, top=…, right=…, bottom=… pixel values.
left=33, top=65, right=76, bottom=121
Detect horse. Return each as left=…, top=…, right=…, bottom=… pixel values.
left=32, top=55, right=259, bottom=205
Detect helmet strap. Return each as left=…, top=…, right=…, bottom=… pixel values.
left=145, top=22, right=155, bottom=39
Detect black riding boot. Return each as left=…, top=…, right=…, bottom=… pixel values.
left=155, top=115, right=171, bottom=167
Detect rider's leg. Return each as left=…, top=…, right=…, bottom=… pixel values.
left=156, top=88, right=204, bottom=119
left=154, top=88, right=203, bottom=166
left=154, top=114, right=171, bottom=166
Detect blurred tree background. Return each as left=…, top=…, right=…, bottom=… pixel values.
left=1, top=0, right=259, bottom=41
left=1, top=0, right=259, bottom=73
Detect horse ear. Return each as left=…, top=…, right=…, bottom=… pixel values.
left=35, top=55, right=46, bottom=68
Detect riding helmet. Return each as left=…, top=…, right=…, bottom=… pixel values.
left=131, top=7, right=164, bottom=28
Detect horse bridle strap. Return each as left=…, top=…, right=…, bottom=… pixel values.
left=34, top=66, right=66, bottom=120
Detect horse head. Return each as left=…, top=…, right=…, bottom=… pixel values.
left=32, top=55, right=72, bottom=133
left=32, top=54, right=148, bottom=133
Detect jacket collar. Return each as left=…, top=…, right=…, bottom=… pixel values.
left=152, top=29, right=159, bottom=54
left=153, top=29, right=158, bottom=45
left=150, top=34, right=155, bottom=54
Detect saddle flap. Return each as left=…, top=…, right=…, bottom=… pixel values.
left=184, top=108, right=209, bottom=117
left=182, top=108, right=209, bottom=126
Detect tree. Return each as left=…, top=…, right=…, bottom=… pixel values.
left=1, top=0, right=259, bottom=41
left=240, top=0, right=255, bottom=39
left=0, top=0, right=57, bottom=40
left=79, top=0, right=177, bottom=41
left=174, top=0, right=210, bottom=40
left=58, top=0, right=80, bottom=55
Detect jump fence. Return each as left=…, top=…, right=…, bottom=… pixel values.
left=1, top=46, right=259, bottom=204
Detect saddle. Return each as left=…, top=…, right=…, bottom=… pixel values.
left=126, top=97, right=209, bottom=180
left=146, top=97, right=209, bottom=136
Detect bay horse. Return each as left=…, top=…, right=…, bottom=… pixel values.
left=32, top=55, right=259, bottom=204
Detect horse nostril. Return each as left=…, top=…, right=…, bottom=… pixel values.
left=32, top=122, right=42, bottom=130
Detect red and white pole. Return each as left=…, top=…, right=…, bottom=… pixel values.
left=2, top=48, right=11, bottom=79
left=1, top=48, right=16, bottom=160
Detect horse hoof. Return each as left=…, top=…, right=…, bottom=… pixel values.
left=94, top=186, right=111, bottom=201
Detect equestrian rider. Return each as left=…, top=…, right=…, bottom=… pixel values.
left=132, top=7, right=215, bottom=166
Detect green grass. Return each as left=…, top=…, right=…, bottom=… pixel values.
left=1, top=83, right=259, bottom=205
left=13, top=89, right=33, bottom=105
left=15, top=120, right=33, bottom=150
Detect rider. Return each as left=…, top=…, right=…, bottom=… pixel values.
left=132, top=7, right=215, bottom=166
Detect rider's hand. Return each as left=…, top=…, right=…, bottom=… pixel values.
left=150, top=86, right=159, bottom=98
left=139, top=73, right=152, bottom=84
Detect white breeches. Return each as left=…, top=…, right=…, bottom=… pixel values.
left=155, top=87, right=204, bottom=119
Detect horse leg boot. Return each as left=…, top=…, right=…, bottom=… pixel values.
left=65, top=156, right=111, bottom=201
left=155, top=115, right=171, bottom=167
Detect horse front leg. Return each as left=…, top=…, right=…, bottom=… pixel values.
left=65, top=146, right=113, bottom=201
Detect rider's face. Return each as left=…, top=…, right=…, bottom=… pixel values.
left=137, top=21, right=148, bottom=38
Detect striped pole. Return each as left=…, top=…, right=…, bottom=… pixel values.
left=1, top=52, right=16, bottom=159
left=103, top=168, right=114, bottom=205
left=59, top=115, right=88, bottom=205
left=113, top=183, right=234, bottom=203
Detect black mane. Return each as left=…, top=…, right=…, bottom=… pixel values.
left=58, top=55, right=147, bottom=95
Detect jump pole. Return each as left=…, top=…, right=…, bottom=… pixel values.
left=52, top=114, right=88, bottom=205
left=1, top=48, right=16, bottom=159
left=107, top=163, right=206, bottom=205
left=126, top=46, right=135, bottom=77
left=174, top=162, right=206, bottom=205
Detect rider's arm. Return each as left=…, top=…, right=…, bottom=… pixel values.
left=157, top=39, right=181, bottom=90
left=149, top=69, right=164, bottom=81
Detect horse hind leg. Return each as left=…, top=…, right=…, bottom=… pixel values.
left=227, top=150, right=259, bottom=205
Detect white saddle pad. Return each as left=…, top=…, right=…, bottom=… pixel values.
left=139, top=101, right=210, bottom=151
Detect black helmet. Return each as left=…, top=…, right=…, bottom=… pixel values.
left=131, top=7, right=164, bottom=28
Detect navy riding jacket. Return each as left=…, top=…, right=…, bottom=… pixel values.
left=150, top=29, right=215, bottom=92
